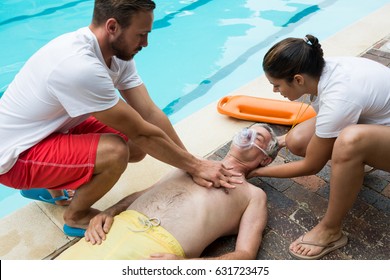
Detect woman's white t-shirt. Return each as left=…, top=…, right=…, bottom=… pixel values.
left=311, top=57, right=390, bottom=138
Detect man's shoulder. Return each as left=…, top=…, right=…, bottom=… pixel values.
left=244, top=181, right=266, bottom=198
left=47, top=57, right=105, bottom=90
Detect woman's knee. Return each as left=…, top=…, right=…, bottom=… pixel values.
left=333, top=126, right=366, bottom=161
left=286, top=130, right=309, bottom=156
left=285, top=118, right=315, bottom=156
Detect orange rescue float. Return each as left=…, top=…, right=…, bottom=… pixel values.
left=217, top=95, right=316, bottom=126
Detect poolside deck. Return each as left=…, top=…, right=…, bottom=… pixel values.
left=202, top=35, right=390, bottom=260
left=202, top=34, right=390, bottom=260
left=1, top=4, right=390, bottom=260
left=204, top=123, right=390, bottom=260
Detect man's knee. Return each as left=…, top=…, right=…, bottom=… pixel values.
left=129, top=149, right=147, bottom=162
left=97, top=135, right=129, bottom=171
left=127, top=141, right=147, bottom=162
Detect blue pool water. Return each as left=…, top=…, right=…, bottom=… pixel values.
left=1, top=0, right=390, bottom=218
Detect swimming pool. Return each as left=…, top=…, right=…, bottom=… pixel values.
left=1, top=0, right=390, bottom=218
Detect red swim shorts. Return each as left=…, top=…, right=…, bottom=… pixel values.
left=0, top=116, right=128, bottom=190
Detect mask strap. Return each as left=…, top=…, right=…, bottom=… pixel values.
left=252, top=143, right=270, bottom=158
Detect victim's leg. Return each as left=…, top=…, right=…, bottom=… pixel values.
left=63, top=134, right=129, bottom=229
left=290, top=124, right=390, bottom=258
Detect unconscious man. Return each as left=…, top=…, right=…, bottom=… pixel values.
left=56, top=123, right=279, bottom=260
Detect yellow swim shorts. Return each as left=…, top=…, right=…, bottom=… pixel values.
left=56, top=210, right=185, bottom=260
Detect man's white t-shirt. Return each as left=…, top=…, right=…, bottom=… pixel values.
left=0, top=27, right=143, bottom=174
left=311, top=57, right=390, bottom=138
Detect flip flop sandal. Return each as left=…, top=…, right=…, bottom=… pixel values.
left=289, top=233, right=348, bottom=260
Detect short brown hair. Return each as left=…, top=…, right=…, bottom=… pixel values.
left=92, top=0, right=156, bottom=28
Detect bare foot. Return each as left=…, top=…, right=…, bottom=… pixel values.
left=47, top=189, right=72, bottom=206
left=64, top=207, right=101, bottom=229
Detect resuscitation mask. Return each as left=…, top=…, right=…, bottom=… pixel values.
left=232, top=128, right=269, bottom=157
